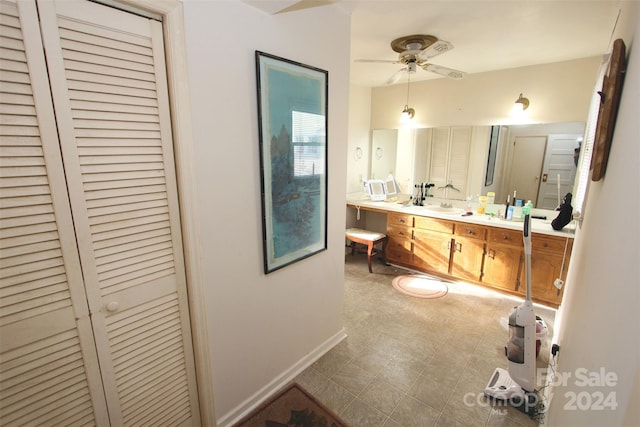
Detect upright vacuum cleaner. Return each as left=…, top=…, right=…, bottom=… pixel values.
left=484, top=212, right=541, bottom=416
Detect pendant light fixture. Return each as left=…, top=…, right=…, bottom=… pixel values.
left=400, top=63, right=416, bottom=122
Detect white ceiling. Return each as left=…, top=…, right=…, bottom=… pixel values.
left=244, top=0, right=622, bottom=88
left=345, top=0, right=622, bottom=87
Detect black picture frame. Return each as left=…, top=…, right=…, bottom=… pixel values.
left=255, top=51, right=328, bottom=273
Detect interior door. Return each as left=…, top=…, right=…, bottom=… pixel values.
left=447, top=126, right=471, bottom=198
left=506, top=136, right=547, bottom=205
left=429, top=126, right=470, bottom=199
left=1, top=1, right=200, bottom=425
left=429, top=127, right=450, bottom=194
left=1, top=1, right=109, bottom=424
left=536, top=134, right=581, bottom=209
left=37, top=1, right=200, bottom=424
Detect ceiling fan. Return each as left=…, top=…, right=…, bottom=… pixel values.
left=357, top=34, right=468, bottom=84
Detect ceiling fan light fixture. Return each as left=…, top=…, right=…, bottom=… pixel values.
left=401, top=70, right=415, bottom=122
left=401, top=105, right=415, bottom=122
left=511, top=93, right=530, bottom=116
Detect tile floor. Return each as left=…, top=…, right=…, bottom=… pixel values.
left=293, top=253, right=556, bottom=427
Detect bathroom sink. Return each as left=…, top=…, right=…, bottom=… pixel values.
left=421, top=205, right=464, bottom=215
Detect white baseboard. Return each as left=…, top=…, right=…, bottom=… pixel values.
left=216, top=328, right=347, bottom=427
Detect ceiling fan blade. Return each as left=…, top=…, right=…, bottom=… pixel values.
left=421, top=63, right=467, bottom=79
left=355, top=59, right=399, bottom=64
left=385, top=67, right=408, bottom=85
left=419, top=39, right=454, bottom=59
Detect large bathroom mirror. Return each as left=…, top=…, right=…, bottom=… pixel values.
left=370, top=122, right=585, bottom=209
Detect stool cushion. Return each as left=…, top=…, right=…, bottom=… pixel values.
left=345, top=228, right=386, bottom=241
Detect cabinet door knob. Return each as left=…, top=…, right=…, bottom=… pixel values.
left=106, top=301, right=120, bottom=312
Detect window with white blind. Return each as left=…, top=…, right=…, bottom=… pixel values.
left=291, top=110, right=325, bottom=177
left=573, top=57, right=609, bottom=218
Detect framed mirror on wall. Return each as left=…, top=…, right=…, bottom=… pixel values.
left=360, top=122, right=585, bottom=207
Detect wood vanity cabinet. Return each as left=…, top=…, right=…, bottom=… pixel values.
left=386, top=213, right=414, bottom=266
left=383, top=210, right=573, bottom=307
left=483, top=228, right=524, bottom=292
left=525, top=235, right=573, bottom=306
left=451, top=223, right=486, bottom=282
left=413, top=217, right=454, bottom=275
left=413, top=229, right=452, bottom=275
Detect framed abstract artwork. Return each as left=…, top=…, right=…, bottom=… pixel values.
left=255, top=51, right=328, bottom=273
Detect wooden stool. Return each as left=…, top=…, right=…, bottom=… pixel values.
left=345, top=228, right=387, bottom=273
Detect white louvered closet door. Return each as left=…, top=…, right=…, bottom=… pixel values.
left=1, top=0, right=200, bottom=425
left=447, top=127, right=471, bottom=198
left=0, top=0, right=110, bottom=424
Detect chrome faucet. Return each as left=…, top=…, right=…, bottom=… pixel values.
left=412, top=182, right=435, bottom=206
left=438, top=182, right=460, bottom=208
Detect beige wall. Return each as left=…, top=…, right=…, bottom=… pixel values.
left=347, top=57, right=601, bottom=195
left=346, top=85, right=372, bottom=193
left=182, top=1, right=350, bottom=424
left=369, top=56, right=601, bottom=129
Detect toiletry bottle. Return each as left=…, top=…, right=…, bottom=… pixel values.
left=487, top=191, right=495, bottom=205
left=478, top=196, right=487, bottom=214
left=506, top=206, right=514, bottom=220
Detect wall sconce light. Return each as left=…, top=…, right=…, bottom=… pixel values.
left=400, top=63, right=417, bottom=122
left=511, top=93, right=530, bottom=116
left=354, top=146, right=363, bottom=161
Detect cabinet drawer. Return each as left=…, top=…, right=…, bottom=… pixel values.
left=386, top=249, right=412, bottom=264
left=387, top=225, right=412, bottom=240
left=414, top=216, right=454, bottom=234
left=532, top=235, right=571, bottom=253
left=387, top=236, right=412, bottom=253
left=487, top=228, right=522, bottom=245
left=388, top=213, right=413, bottom=227
left=386, top=236, right=412, bottom=264
left=454, top=223, right=486, bottom=240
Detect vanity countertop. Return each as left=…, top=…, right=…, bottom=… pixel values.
left=347, top=193, right=576, bottom=239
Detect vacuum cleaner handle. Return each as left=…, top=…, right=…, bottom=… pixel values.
left=523, top=214, right=531, bottom=256
left=523, top=214, right=532, bottom=301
